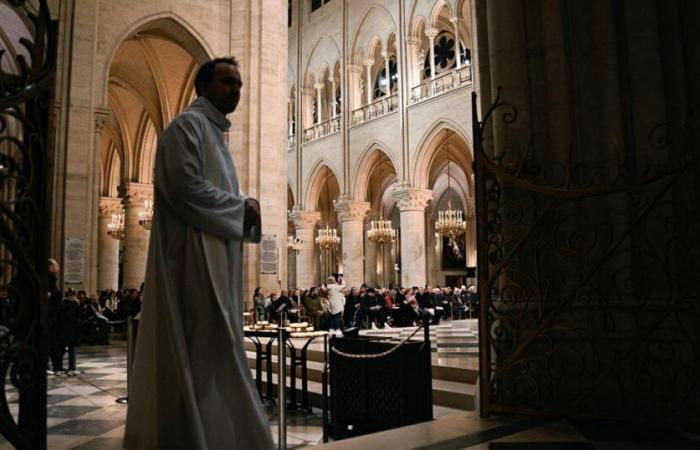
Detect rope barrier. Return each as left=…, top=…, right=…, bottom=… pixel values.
left=330, top=324, right=425, bottom=359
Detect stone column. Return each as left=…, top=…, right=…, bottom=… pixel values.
left=465, top=197, right=477, bottom=267
left=347, top=64, right=363, bottom=112
left=406, top=37, right=422, bottom=88
left=329, top=77, right=337, bottom=118
left=363, top=220, right=378, bottom=287
left=288, top=97, right=294, bottom=136
left=381, top=50, right=392, bottom=96
left=97, top=196, right=121, bottom=291
left=290, top=210, right=320, bottom=289
left=364, top=58, right=374, bottom=105
left=119, top=182, right=153, bottom=290
left=392, top=187, right=432, bottom=288
left=314, top=82, right=324, bottom=125
left=335, top=201, right=370, bottom=288
left=301, top=87, right=315, bottom=130
left=450, top=17, right=462, bottom=68
left=425, top=28, right=438, bottom=80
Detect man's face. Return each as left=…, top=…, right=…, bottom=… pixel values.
left=202, top=63, right=242, bottom=115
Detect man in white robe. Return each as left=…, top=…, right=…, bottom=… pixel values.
left=124, top=57, right=274, bottom=449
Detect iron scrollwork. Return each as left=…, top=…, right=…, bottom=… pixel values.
left=1, top=0, right=57, bottom=448
left=473, top=89, right=698, bottom=429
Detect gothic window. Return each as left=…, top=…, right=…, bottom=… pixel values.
left=423, top=30, right=468, bottom=78
left=373, top=58, right=398, bottom=99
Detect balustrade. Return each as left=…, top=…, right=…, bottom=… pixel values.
left=351, top=94, right=398, bottom=126
left=303, top=116, right=341, bottom=143
left=410, top=64, right=472, bottom=105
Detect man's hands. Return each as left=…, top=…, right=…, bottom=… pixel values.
left=245, top=197, right=261, bottom=221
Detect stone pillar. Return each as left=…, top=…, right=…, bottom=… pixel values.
left=288, top=97, right=294, bottom=136
left=381, top=50, right=392, bottom=96
left=314, top=82, right=324, bottom=125
left=364, top=220, right=377, bottom=287
left=392, top=188, right=432, bottom=288
left=406, top=37, right=422, bottom=88
left=465, top=197, right=477, bottom=267
left=97, top=196, right=121, bottom=291
left=364, top=58, right=374, bottom=104
left=347, top=64, right=363, bottom=112
left=450, top=17, right=462, bottom=68
left=425, top=28, right=438, bottom=80
left=290, top=210, right=320, bottom=289
left=329, top=77, right=337, bottom=118
left=335, top=201, right=370, bottom=288
left=119, top=182, right=153, bottom=290
left=301, top=87, right=315, bottom=130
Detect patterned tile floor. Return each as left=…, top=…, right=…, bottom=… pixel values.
left=1, top=341, right=324, bottom=449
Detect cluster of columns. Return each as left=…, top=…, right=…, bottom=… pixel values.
left=289, top=188, right=435, bottom=289
left=97, top=182, right=153, bottom=291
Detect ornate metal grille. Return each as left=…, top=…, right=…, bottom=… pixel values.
left=474, top=90, right=698, bottom=429
left=0, top=0, right=57, bottom=448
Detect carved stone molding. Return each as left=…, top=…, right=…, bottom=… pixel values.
left=119, top=182, right=153, bottom=208
left=99, top=196, right=123, bottom=218
left=425, top=28, right=439, bottom=39
left=94, top=106, right=110, bottom=134
left=391, top=187, right=433, bottom=212
left=289, top=210, right=321, bottom=230
left=335, top=201, right=370, bottom=222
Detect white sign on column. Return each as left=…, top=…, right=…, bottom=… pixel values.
left=260, top=234, right=278, bottom=274
left=64, top=237, right=85, bottom=284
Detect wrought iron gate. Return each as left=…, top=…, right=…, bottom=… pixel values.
left=474, top=90, right=698, bottom=428
left=0, top=0, right=57, bottom=448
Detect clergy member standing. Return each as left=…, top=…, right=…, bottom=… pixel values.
left=124, top=57, right=273, bottom=449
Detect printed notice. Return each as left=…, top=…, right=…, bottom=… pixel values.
left=260, top=234, right=278, bottom=274
left=64, top=237, right=85, bottom=284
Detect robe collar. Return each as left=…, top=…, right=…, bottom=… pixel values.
left=189, top=96, right=231, bottom=131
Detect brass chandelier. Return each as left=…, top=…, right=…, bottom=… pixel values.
left=107, top=208, right=125, bottom=240
left=315, top=180, right=339, bottom=252
left=368, top=160, right=396, bottom=245
left=138, top=199, right=153, bottom=230
left=435, top=137, right=466, bottom=241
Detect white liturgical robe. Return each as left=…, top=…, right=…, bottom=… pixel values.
left=123, top=97, right=274, bottom=449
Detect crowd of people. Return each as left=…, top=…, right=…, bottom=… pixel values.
left=252, top=275, right=479, bottom=331
left=46, top=259, right=143, bottom=376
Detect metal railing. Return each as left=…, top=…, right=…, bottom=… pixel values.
left=351, top=93, right=398, bottom=126
left=303, top=116, right=341, bottom=143
left=410, top=64, right=473, bottom=105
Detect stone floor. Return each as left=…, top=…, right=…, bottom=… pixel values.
left=2, top=339, right=697, bottom=449
left=0, top=341, right=324, bottom=449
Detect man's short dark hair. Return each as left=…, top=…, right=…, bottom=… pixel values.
left=194, top=57, right=239, bottom=96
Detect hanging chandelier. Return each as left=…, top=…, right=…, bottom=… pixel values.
left=107, top=208, right=125, bottom=240
left=315, top=180, right=339, bottom=252
left=287, top=235, right=303, bottom=251
left=368, top=159, right=396, bottom=245
left=368, top=216, right=395, bottom=244
left=315, top=224, right=340, bottom=251
left=435, top=136, right=466, bottom=241
left=138, top=199, right=153, bottom=230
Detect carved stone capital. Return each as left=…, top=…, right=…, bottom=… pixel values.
left=99, top=196, right=123, bottom=218
left=380, top=50, right=393, bottom=59
left=313, top=82, right=325, bottom=91
left=289, top=210, right=321, bottom=230
left=391, top=187, right=433, bottom=212
left=363, top=58, right=375, bottom=67
left=94, top=106, right=111, bottom=134
left=425, top=28, right=439, bottom=39
left=335, top=201, right=370, bottom=222
left=119, top=182, right=153, bottom=208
